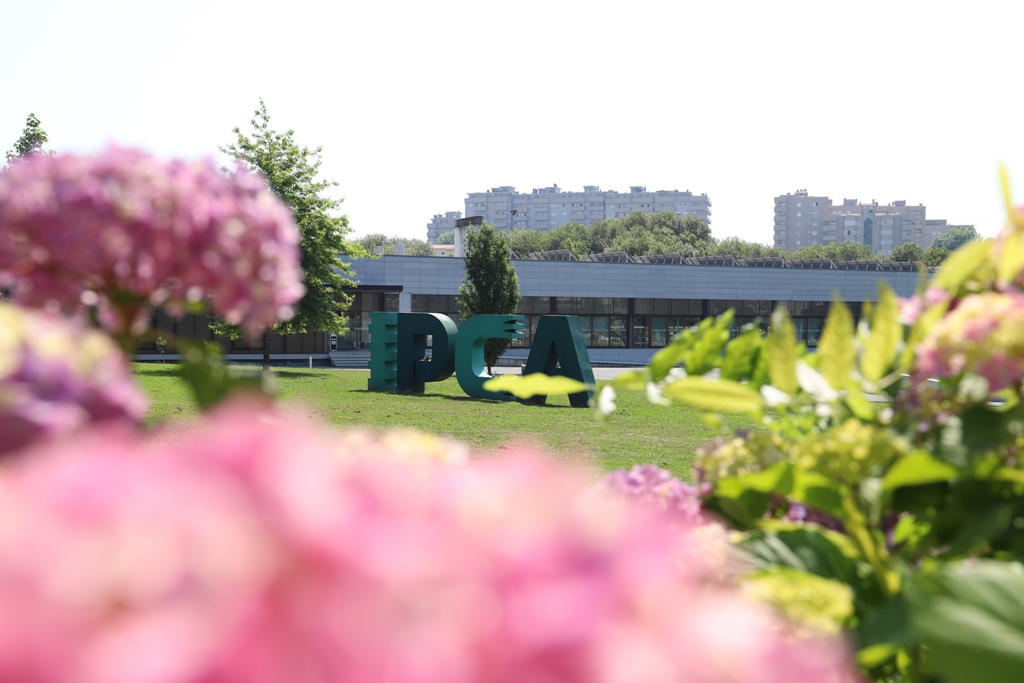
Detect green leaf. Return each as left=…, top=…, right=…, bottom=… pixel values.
left=932, top=239, right=991, bottom=293
left=685, top=310, right=733, bottom=376
left=997, top=230, right=1024, bottom=285
left=710, top=462, right=794, bottom=526
left=482, top=373, right=589, bottom=399
left=882, top=451, right=958, bottom=491
left=860, top=282, right=901, bottom=383
left=767, top=306, right=798, bottom=394
left=720, top=327, right=762, bottom=381
left=741, top=526, right=863, bottom=587
left=817, top=298, right=855, bottom=390
left=647, top=324, right=699, bottom=382
left=660, top=377, right=763, bottom=415
left=608, top=369, right=648, bottom=390
left=844, top=382, right=876, bottom=421
left=790, top=469, right=845, bottom=518
left=907, top=561, right=1024, bottom=683
left=178, top=344, right=275, bottom=409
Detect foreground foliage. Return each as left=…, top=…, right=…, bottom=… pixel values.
left=581, top=178, right=1024, bottom=682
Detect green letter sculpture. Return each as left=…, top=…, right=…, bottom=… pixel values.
left=522, top=316, right=595, bottom=407
left=397, top=313, right=458, bottom=393
left=367, top=312, right=398, bottom=391
left=454, top=315, right=525, bottom=400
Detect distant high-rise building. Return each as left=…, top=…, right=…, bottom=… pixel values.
left=773, top=190, right=963, bottom=255
left=427, top=185, right=711, bottom=240
left=426, top=211, right=463, bottom=244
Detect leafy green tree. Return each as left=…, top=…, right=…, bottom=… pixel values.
left=931, top=225, right=978, bottom=252
left=791, top=242, right=876, bottom=261
left=506, top=229, right=547, bottom=257
left=215, top=99, right=361, bottom=367
left=924, top=246, right=951, bottom=267
left=358, top=234, right=433, bottom=256
left=458, top=224, right=520, bottom=373
left=436, top=230, right=455, bottom=244
left=709, top=237, right=785, bottom=259
left=543, top=222, right=590, bottom=257
left=5, top=113, right=52, bottom=167
left=889, top=243, right=924, bottom=263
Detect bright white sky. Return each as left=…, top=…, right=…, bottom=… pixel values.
left=2, top=0, right=1020, bottom=244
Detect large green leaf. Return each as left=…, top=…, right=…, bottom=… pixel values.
left=661, top=376, right=763, bottom=415
left=817, top=298, right=855, bottom=390
left=711, top=462, right=795, bottom=526
left=608, top=369, right=648, bottom=390
left=907, top=561, right=1024, bottom=683
left=720, top=327, right=762, bottom=381
left=647, top=323, right=699, bottom=382
left=997, top=231, right=1024, bottom=285
left=882, top=451, right=958, bottom=491
left=686, top=310, right=733, bottom=376
left=482, top=373, right=589, bottom=399
left=178, top=344, right=275, bottom=409
left=860, top=282, right=901, bottom=383
left=932, top=239, right=991, bottom=293
left=742, top=526, right=862, bottom=584
left=767, top=306, right=798, bottom=394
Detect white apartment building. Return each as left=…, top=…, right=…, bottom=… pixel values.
left=425, top=211, right=463, bottom=244
left=773, top=190, right=960, bottom=254
left=456, top=185, right=711, bottom=236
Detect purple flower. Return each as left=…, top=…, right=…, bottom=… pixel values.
left=0, top=147, right=304, bottom=336
left=0, top=302, right=147, bottom=455
left=600, top=464, right=706, bottom=523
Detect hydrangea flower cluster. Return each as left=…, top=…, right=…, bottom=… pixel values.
left=0, top=406, right=858, bottom=683
left=0, top=302, right=147, bottom=456
left=0, top=147, right=304, bottom=335
left=600, top=464, right=705, bottom=523
left=914, top=290, right=1024, bottom=392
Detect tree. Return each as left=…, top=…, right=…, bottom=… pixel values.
left=931, top=225, right=978, bottom=253
left=506, top=229, right=547, bottom=257
left=358, top=234, right=434, bottom=256
left=436, top=230, right=455, bottom=245
left=889, top=243, right=924, bottom=263
left=458, top=224, right=521, bottom=373
left=924, top=246, right=951, bottom=267
left=5, top=113, right=52, bottom=167
left=216, top=99, right=361, bottom=367
left=791, top=242, right=876, bottom=261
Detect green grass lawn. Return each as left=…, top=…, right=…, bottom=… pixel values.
left=132, top=364, right=758, bottom=478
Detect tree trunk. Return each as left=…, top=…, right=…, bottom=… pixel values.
left=263, top=331, right=271, bottom=371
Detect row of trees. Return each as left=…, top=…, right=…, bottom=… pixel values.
left=486, top=212, right=978, bottom=265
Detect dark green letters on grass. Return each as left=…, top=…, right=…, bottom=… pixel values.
left=368, top=312, right=592, bottom=406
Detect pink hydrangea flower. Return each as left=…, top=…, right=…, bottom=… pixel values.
left=914, top=290, right=1024, bottom=392
left=0, top=302, right=147, bottom=456
left=0, top=405, right=859, bottom=683
left=897, top=287, right=949, bottom=326
left=0, top=147, right=304, bottom=335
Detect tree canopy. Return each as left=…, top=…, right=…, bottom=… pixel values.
left=458, top=224, right=520, bottom=372
left=436, top=230, right=455, bottom=245
left=357, top=234, right=434, bottom=256
left=217, top=99, right=360, bottom=340
left=931, top=225, right=978, bottom=253
left=889, top=243, right=925, bottom=263
left=5, top=113, right=52, bottom=167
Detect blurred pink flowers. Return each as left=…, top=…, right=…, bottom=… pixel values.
left=914, top=290, right=1024, bottom=392
left=0, top=147, right=304, bottom=336
left=0, top=302, right=146, bottom=456
left=0, top=406, right=858, bottom=683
